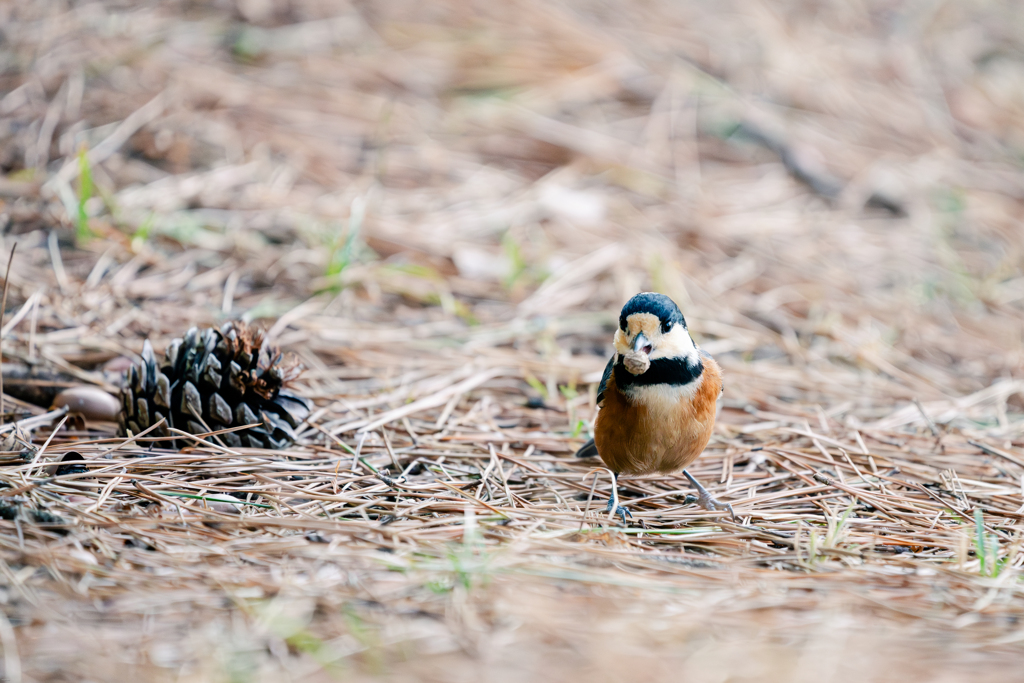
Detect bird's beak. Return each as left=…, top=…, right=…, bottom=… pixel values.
left=633, top=333, right=652, bottom=355
left=623, top=332, right=653, bottom=375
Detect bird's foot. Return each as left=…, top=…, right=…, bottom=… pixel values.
left=691, top=490, right=735, bottom=520
left=682, top=470, right=737, bottom=521
left=605, top=496, right=633, bottom=525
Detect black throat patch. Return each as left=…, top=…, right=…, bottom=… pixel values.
left=614, top=355, right=703, bottom=390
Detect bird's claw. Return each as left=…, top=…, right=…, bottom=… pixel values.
left=695, top=491, right=736, bottom=522
left=605, top=497, right=633, bottom=525
left=682, top=470, right=737, bottom=522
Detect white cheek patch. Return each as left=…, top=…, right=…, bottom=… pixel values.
left=613, top=328, right=631, bottom=356
left=649, top=325, right=698, bottom=363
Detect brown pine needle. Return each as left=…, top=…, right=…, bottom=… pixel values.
left=0, top=3, right=1020, bottom=680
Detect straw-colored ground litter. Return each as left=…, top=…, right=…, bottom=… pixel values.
left=0, top=1, right=1022, bottom=680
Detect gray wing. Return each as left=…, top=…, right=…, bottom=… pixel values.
left=596, top=354, right=615, bottom=406
left=575, top=355, right=616, bottom=459
left=574, top=438, right=599, bottom=458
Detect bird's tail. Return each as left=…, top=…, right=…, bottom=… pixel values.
left=574, top=438, right=599, bottom=458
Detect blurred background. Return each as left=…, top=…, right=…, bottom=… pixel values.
left=1, top=0, right=1024, bottom=680
left=2, top=0, right=1021, bottom=406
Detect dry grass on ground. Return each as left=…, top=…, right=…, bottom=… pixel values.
left=0, top=1, right=1023, bottom=680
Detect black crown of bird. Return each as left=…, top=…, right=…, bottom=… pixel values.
left=575, top=292, right=734, bottom=523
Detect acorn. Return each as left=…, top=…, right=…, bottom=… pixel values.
left=52, top=386, right=121, bottom=422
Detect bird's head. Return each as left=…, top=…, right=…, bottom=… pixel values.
left=613, top=292, right=698, bottom=375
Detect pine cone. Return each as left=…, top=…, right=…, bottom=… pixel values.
left=119, top=322, right=312, bottom=449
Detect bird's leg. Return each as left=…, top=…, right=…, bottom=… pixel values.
left=682, top=470, right=736, bottom=521
left=605, top=472, right=632, bottom=525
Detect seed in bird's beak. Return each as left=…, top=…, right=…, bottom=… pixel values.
left=623, top=350, right=650, bottom=375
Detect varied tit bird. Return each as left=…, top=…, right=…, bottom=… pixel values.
left=575, top=292, right=733, bottom=523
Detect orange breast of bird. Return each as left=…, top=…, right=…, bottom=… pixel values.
left=594, top=356, right=722, bottom=476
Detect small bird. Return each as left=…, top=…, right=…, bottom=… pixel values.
left=575, top=292, right=733, bottom=523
